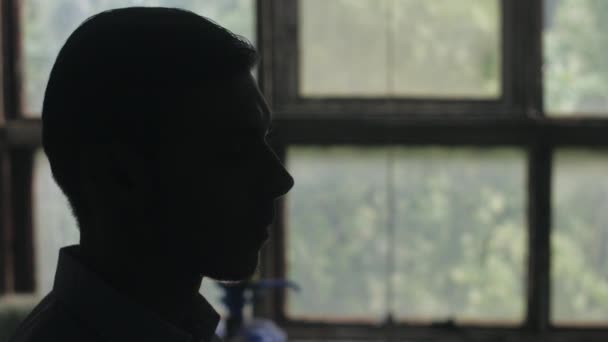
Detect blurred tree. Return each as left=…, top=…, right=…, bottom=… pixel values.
left=287, top=147, right=526, bottom=322
left=24, top=0, right=608, bottom=326
left=300, top=0, right=500, bottom=98
left=25, top=0, right=253, bottom=314
left=553, top=150, right=608, bottom=322
left=22, top=0, right=254, bottom=115
left=545, top=0, right=608, bottom=115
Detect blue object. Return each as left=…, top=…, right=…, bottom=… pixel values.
left=217, top=279, right=299, bottom=340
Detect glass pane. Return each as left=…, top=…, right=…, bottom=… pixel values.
left=286, top=147, right=526, bottom=322
left=287, top=148, right=390, bottom=320
left=544, top=0, right=608, bottom=116
left=33, top=150, right=225, bottom=315
left=33, top=150, right=79, bottom=296
left=299, top=0, right=501, bottom=99
left=22, top=0, right=255, bottom=116
left=552, top=150, right=608, bottom=323
left=200, top=280, right=227, bottom=318
left=391, top=148, right=525, bottom=322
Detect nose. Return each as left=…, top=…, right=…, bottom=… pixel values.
left=275, top=165, right=294, bottom=198
left=263, top=148, right=295, bottom=199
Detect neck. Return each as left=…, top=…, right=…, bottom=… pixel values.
left=79, top=235, right=203, bottom=331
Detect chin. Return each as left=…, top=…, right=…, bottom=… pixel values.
left=203, top=250, right=260, bottom=282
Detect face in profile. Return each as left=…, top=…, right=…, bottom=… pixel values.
left=150, top=73, right=294, bottom=281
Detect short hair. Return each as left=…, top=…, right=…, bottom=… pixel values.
left=42, top=7, right=258, bottom=229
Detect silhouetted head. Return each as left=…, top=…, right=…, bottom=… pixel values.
left=42, top=7, right=294, bottom=281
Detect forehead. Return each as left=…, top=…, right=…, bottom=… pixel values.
left=228, top=74, right=271, bottom=131
left=183, top=74, right=270, bottom=134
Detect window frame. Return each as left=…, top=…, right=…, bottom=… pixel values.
left=257, top=0, right=608, bottom=341
left=1, top=0, right=608, bottom=341
left=265, top=0, right=533, bottom=118
left=0, top=0, right=37, bottom=295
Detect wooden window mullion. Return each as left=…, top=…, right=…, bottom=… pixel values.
left=2, top=0, right=21, bottom=121
left=10, top=148, right=34, bottom=292
left=2, top=0, right=32, bottom=294
left=0, top=149, right=13, bottom=294
left=525, top=143, right=552, bottom=333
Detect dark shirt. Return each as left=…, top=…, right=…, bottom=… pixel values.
left=9, top=245, right=221, bottom=342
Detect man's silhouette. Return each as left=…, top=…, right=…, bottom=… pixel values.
left=10, top=7, right=293, bottom=342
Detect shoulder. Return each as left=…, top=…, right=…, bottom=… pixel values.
left=9, top=293, right=103, bottom=342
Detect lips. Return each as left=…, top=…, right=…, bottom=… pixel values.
left=253, top=218, right=271, bottom=245
left=256, top=203, right=276, bottom=226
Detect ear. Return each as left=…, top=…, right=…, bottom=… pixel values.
left=106, top=144, right=142, bottom=193
left=77, top=144, right=137, bottom=213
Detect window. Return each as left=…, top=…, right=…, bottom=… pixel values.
left=543, top=0, right=608, bottom=116
left=287, top=147, right=526, bottom=323
left=268, top=0, right=520, bottom=116
left=2, top=0, right=608, bottom=341
left=1, top=0, right=253, bottom=320
left=32, top=150, right=78, bottom=295
left=22, top=0, right=255, bottom=116
left=257, top=0, right=608, bottom=341
left=299, top=0, right=501, bottom=99
left=552, top=149, right=608, bottom=323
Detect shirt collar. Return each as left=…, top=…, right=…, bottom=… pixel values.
left=52, top=245, right=220, bottom=342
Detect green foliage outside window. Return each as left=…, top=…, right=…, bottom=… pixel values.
left=23, top=0, right=608, bottom=324
left=287, top=147, right=526, bottom=322
left=22, top=0, right=254, bottom=115
left=544, top=0, right=608, bottom=115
